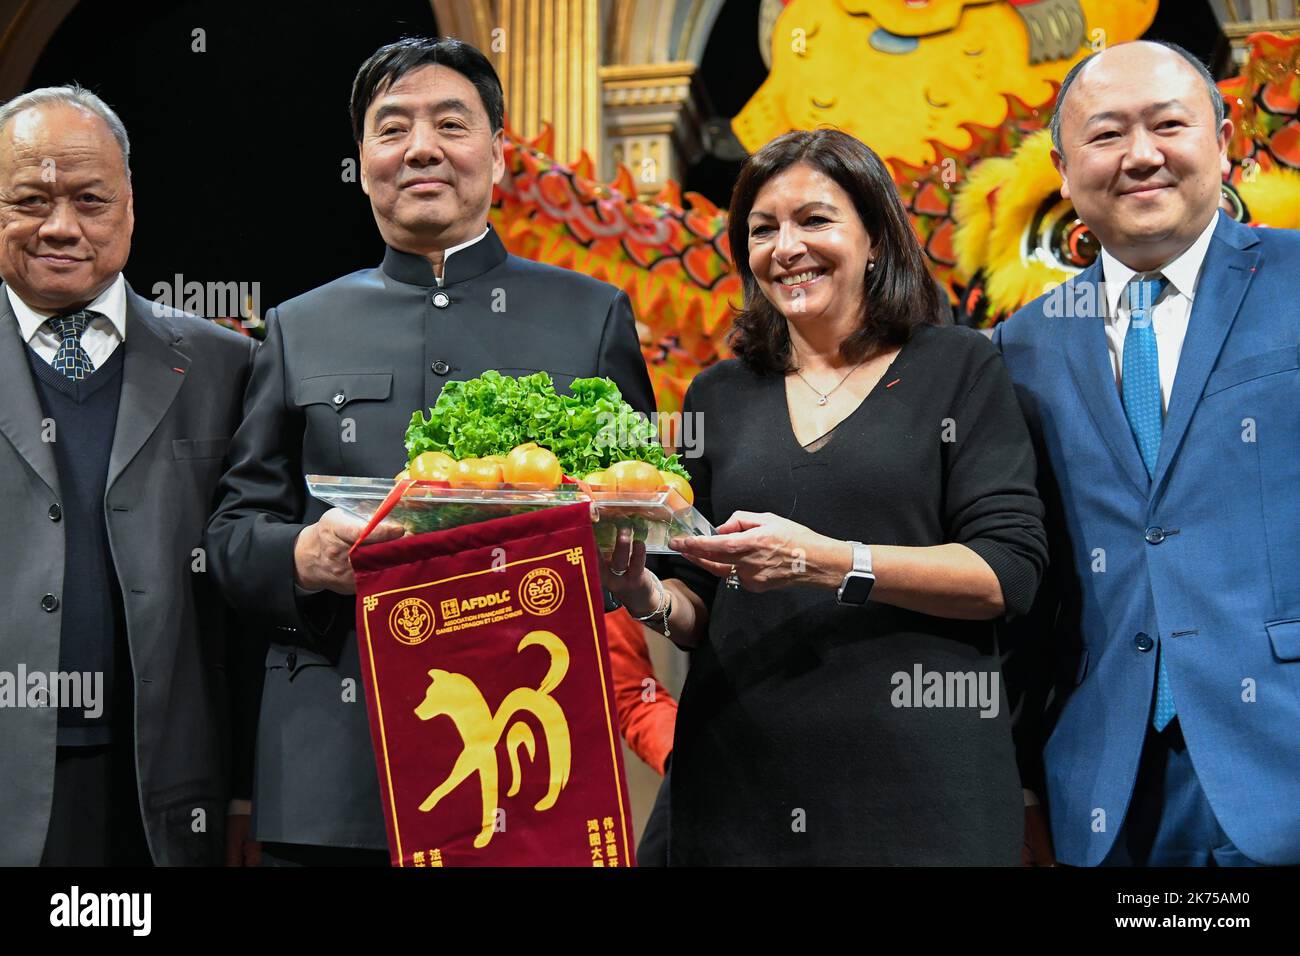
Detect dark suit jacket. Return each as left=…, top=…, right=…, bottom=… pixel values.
left=0, top=282, right=256, bottom=865
left=204, top=225, right=656, bottom=848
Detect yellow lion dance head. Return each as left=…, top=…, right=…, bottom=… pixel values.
left=737, top=0, right=1158, bottom=166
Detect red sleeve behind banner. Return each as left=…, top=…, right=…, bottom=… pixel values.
left=350, top=502, right=637, bottom=868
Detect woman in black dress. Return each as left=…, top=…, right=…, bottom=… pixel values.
left=603, top=129, right=1047, bottom=865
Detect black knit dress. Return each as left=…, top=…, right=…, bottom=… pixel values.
left=667, top=324, right=1047, bottom=865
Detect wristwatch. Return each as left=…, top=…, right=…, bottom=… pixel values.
left=836, top=541, right=875, bottom=606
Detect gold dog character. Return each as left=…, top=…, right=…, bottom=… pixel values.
left=414, top=629, right=572, bottom=849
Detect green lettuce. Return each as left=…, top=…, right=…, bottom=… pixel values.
left=405, top=370, right=688, bottom=479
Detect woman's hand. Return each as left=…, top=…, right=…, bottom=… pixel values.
left=670, top=511, right=851, bottom=592
left=599, top=526, right=663, bottom=617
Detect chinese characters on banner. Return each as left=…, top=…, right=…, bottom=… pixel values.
left=587, top=816, right=622, bottom=867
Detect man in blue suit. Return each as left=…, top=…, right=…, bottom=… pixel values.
left=994, top=40, right=1300, bottom=866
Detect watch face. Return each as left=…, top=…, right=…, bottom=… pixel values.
left=840, top=572, right=874, bottom=605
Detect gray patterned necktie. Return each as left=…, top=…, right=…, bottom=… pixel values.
left=46, top=310, right=97, bottom=381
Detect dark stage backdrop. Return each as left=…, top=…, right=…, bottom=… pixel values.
left=25, top=0, right=439, bottom=316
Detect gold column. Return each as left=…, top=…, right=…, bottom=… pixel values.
left=431, top=0, right=496, bottom=52
left=494, top=0, right=602, bottom=165
left=600, top=61, right=706, bottom=198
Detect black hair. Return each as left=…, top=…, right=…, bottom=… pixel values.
left=349, top=36, right=504, bottom=142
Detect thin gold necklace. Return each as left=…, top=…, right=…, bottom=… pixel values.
left=792, top=357, right=866, bottom=406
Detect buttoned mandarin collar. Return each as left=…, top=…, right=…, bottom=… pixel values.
left=380, top=224, right=506, bottom=288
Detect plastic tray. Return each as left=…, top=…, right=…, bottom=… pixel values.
left=305, top=475, right=714, bottom=554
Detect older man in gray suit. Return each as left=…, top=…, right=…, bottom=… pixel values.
left=0, top=86, right=255, bottom=865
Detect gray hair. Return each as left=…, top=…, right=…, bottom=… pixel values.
left=1050, top=41, right=1226, bottom=156
left=0, top=83, right=131, bottom=169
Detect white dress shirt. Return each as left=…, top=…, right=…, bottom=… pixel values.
left=7, top=273, right=128, bottom=370
left=1100, top=213, right=1218, bottom=413
left=434, top=227, right=490, bottom=287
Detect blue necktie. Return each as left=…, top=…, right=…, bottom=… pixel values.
left=47, top=310, right=96, bottom=381
left=1121, top=274, right=1176, bottom=731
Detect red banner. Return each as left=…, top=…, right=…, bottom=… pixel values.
left=350, top=503, right=636, bottom=867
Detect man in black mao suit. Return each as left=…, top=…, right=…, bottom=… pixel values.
left=205, top=37, right=655, bottom=864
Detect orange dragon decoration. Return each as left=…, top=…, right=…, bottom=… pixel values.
left=489, top=128, right=735, bottom=418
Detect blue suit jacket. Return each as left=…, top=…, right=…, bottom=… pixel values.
left=993, top=212, right=1300, bottom=866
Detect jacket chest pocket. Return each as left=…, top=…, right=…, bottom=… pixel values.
left=170, top=437, right=232, bottom=483
left=294, top=373, right=393, bottom=475
left=172, top=437, right=232, bottom=460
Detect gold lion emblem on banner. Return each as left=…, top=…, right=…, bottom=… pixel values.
left=389, top=598, right=434, bottom=645
left=414, top=629, right=572, bottom=848
left=519, top=567, right=564, bottom=616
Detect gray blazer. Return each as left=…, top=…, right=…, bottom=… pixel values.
left=204, top=227, right=656, bottom=849
left=0, top=282, right=256, bottom=865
